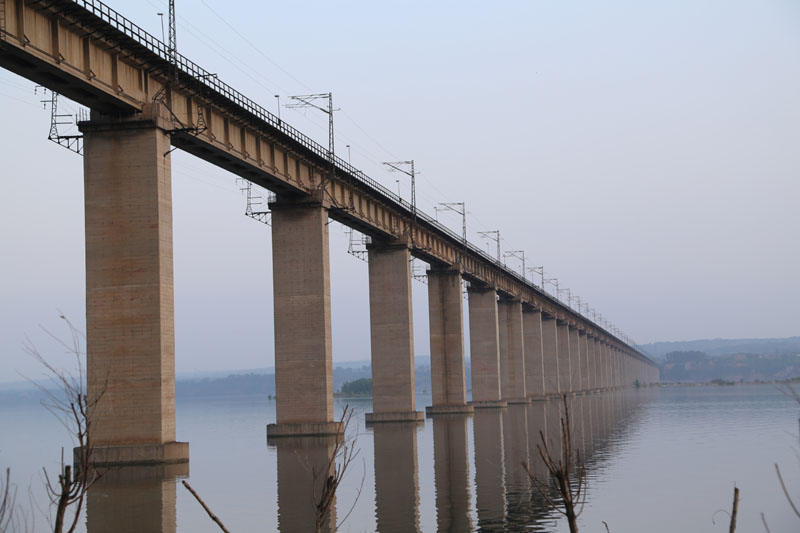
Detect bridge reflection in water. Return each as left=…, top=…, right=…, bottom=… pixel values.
left=85, top=391, right=651, bottom=532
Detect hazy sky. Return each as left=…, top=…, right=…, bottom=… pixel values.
left=1, top=0, right=798, bottom=382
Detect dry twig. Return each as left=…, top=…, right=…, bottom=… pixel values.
left=182, top=481, right=231, bottom=533
left=0, top=468, right=16, bottom=532
left=24, top=315, right=104, bottom=533
left=312, top=405, right=362, bottom=533
left=729, top=486, right=739, bottom=533
left=523, top=395, right=586, bottom=533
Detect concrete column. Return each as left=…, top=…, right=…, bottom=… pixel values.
left=87, top=464, right=187, bottom=533
left=556, top=322, right=572, bottom=393
left=374, top=422, right=421, bottom=531
left=598, top=342, right=607, bottom=390
left=498, top=298, right=527, bottom=403
left=433, top=414, right=473, bottom=531
left=579, top=331, right=590, bottom=392
left=523, top=309, right=546, bottom=400
left=427, top=269, right=473, bottom=414
left=366, top=241, right=423, bottom=423
left=473, top=409, right=507, bottom=529
left=268, top=194, right=339, bottom=437
left=467, top=287, right=505, bottom=408
left=541, top=317, right=560, bottom=396
left=81, top=105, right=187, bottom=465
left=273, top=436, right=336, bottom=532
left=568, top=326, right=581, bottom=393
left=588, top=337, right=598, bottom=391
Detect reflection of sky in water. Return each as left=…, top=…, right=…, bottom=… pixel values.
left=0, top=385, right=797, bottom=532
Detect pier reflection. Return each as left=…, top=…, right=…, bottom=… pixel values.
left=86, top=463, right=187, bottom=533
left=473, top=408, right=506, bottom=529
left=372, top=421, right=423, bottom=532
left=270, top=435, right=337, bottom=532
left=432, top=413, right=473, bottom=532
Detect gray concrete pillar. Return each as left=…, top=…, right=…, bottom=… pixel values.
left=366, top=241, right=423, bottom=423
left=433, top=414, right=473, bottom=531
left=588, top=337, right=598, bottom=391
left=427, top=269, right=473, bottom=414
left=467, top=287, right=505, bottom=408
left=579, top=331, right=590, bottom=392
left=568, top=326, right=581, bottom=393
left=268, top=194, right=339, bottom=437
left=499, top=298, right=527, bottom=403
left=541, top=317, right=560, bottom=396
left=523, top=309, right=546, bottom=400
left=373, top=422, right=421, bottom=531
left=599, top=341, right=607, bottom=390
left=557, top=322, right=572, bottom=393
left=81, top=105, right=187, bottom=465
left=473, top=409, right=507, bottom=529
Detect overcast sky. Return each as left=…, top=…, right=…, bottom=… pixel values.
left=1, top=0, right=798, bottom=382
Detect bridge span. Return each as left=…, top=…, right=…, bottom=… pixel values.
left=0, top=0, right=659, bottom=465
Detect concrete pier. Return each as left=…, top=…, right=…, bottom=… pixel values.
left=81, top=105, right=187, bottom=465
left=427, top=269, right=473, bottom=415
left=523, top=309, right=546, bottom=400
left=467, top=286, right=506, bottom=408
left=568, top=326, right=581, bottom=393
left=556, top=322, right=572, bottom=394
left=541, top=316, right=560, bottom=396
left=579, top=331, right=590, bottom=392
left=498, top=298, right=527, bottom=404
left=268, top=195, right=340, bottom=437
left=366, top=240, right=423, bottom=423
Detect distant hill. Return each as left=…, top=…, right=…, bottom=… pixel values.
left=172, top=359, right=453, bottom=398
left=641, top=337, right=800, bottom=359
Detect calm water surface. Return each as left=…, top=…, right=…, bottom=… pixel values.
left=1, top=384, right=798, bottom=532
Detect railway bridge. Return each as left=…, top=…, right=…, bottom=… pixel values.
left=0, top=0, right=659, bottom=465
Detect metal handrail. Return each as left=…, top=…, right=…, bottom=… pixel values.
left=65, top=0, right=642, bottom=354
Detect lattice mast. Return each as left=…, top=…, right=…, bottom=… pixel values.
left=287, top=93, right=337, bottom=191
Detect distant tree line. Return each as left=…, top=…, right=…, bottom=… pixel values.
left=339, top=378, right=372, bottom=396
left=661, top=350, right=800, bottom=382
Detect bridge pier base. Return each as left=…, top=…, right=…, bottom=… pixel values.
left=79, top=105, right=187, bottom=466
left=467, top=286, right=506, bottom=409
left=426, top=269, right=473, bottom=416
left=267, top=196, right=340, bottom=438
left=366, top=239, right=423, bottom=424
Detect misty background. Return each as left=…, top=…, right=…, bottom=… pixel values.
left=1, top=0, right=798, bottom=383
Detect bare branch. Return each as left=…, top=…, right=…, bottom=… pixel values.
left=775, top=464, right=800, bottom=518
left=182, top=481, right=231, bottom=533
left=24, top=315, right=104, bottom=533
left=524, top=395, right=585, bottom=533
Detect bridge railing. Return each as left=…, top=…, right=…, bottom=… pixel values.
left=66, top=0, right=636, bottom=351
